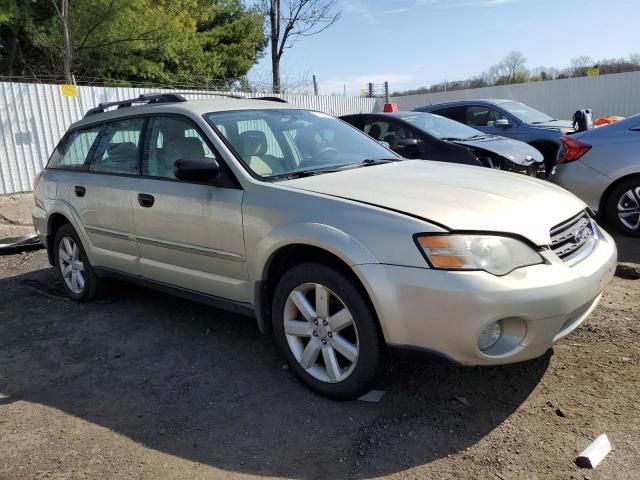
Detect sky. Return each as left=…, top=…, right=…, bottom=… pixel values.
left=248, top=0, right=640, bottom=95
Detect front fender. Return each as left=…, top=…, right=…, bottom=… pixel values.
left=250, top=222, right=380, bottom=284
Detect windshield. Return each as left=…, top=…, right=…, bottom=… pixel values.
left=205, top=109, right=397, bottom=179
left=499, top=101, right=554, bottom=124
left=398, top=112, right=483, bottom=140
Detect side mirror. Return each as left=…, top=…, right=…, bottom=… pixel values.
left=397, top=138, right=421, bottom=149
left=377, top=140, right=391, bottom=149
left=174, top=158, right=220, bottom=182
left=494, top=118, right=512, bottom=128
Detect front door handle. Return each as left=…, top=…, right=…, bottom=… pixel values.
left=74, top=186, right=86, bottom=197
left=137, top=193, right=155, bottom=208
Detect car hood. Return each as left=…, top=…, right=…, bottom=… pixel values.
left=452, top=135, right=543, bottom=165
left=530, top=119, right=574, bottom=131
left=281, top=160, right=586, bottom=246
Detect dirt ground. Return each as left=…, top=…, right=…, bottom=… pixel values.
left=1, top=193, right=639, bottom=480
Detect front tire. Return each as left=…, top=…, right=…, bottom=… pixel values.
left=605, top=177, right=640, bottom=237
left=54, top=223, right=105, bottom=300
left=272, top=263, right=385, bottom=400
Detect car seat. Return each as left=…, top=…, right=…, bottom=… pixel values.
left=98, top=142, right=138, bottom=174
left=161, top=137, right=206, bottom=178
left=236, top=130, right=272, bottom=175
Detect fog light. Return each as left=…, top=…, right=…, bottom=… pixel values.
left=478, top=321, right=503, bottom=351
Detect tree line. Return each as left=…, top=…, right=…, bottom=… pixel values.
left=393, top=51, right=640, bottom=97
left=0, top=0, right=342, bottom=93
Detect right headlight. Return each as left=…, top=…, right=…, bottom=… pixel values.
left=415, top=234, right=543, bottom=276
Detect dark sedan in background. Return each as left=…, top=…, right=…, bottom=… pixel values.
left=415, top=99, right=574, bottom=175
left=341, top=111, right=543, bottom=175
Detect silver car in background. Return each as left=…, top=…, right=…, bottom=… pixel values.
left=32, top=95, right=617, bottom=399
left=550, top=114, right=640, bottom=236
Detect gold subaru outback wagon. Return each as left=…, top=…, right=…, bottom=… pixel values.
left=32, top=94, right=617, bottom=399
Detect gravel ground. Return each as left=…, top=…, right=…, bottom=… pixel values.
left=1, top=193, right=639, bottom=480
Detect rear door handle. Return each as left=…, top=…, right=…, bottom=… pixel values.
left=74, top=186, right=86, bottom=197
left=137, top=193, right=155, bottom=208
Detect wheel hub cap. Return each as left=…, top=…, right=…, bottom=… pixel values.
left=617, top=187, right=640, bottom=231
left=283, top=283, right=359, bottom=384
left=58, top=236, right=85, bottom=294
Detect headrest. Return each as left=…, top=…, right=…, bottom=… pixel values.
left=165, top=137, right=206, bottom=161
left=107, top=142, right=137, bottom=161
left=237, top=130, right=268, bottom=157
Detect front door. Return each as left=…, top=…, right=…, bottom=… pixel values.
left=131, top=116, right=248, bottom=302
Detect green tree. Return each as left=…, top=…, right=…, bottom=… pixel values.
left=0, top=0, right=266, bottom=85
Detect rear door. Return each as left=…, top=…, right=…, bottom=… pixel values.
left=69, top=118, right=144, bottom=275
left=131, top=115, right=247, bottom=302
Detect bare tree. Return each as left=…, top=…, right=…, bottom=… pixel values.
left=570, top=55, right=594, bottom=76
left=629, top=53, right=640, bottom=67
left=50, top=0, right=72, bottom=83
left=499, top=51, right=527, bottom=83
left=265, top=0, right=341, bottom=93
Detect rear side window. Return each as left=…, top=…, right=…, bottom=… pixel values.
left=48, top=127, right=101, bottom=169
left=89, top=118, right=145, bottom=175
left=433, top=106, right=466, bottom=124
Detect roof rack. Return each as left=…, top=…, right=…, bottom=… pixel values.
left=84, top=93, right=187, bottom=117
left=167, top=92, right=287, bottom=103
left=250, top=96, right=288, bottom=103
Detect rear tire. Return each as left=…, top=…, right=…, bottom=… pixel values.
left=53, top=223, right=106, bottom=300
left=605, top=177, right=640, bottom=237
left=272, top=263, right=385, bottom=400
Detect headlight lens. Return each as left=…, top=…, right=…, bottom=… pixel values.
left=416, top=234, right=543, bottom=276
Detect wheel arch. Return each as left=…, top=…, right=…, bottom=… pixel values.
left=599, top=172, right=640, bottom=217
left=254, top=238, right=381, bottom=338
left=45, top=212, right=73, bottom=265
left=529, top=139, right=558, bottom=157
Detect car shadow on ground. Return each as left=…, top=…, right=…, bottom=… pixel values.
left=0, top=266, right=550, bottom=479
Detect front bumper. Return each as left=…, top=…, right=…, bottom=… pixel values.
left=355, top=227, right=617, bottom=365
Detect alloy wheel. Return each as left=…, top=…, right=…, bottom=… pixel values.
left=617, top=187, right=640, bottom=231
left=283, top=283, right=359, bottom=383
left=58, top=236, right=85, bottom=294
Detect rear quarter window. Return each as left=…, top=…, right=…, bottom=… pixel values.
left=48, top=127, right=101, bottom=169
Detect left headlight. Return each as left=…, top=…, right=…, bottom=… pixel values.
left=415, top=234, right=543, bottom=276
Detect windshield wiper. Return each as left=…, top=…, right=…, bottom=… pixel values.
left=283, top=170, right=324, bottom=180
left=441, top=136, right=466, bottom=141
left=464, top=134, right=487, bottom=140
left=332, top=158, right=401, bottom=171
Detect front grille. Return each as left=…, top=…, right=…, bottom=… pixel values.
left=550, top=211, right=598, bottom=264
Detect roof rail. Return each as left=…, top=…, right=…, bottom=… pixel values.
left=84, top=93, right=187, bottom=117
left=166, top=91, right=245, bottom=100
left=250, top=96, right=288, bottom=103
left=163, top=92, right=287, bottom=103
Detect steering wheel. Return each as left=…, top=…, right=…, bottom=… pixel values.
left=316, top=146, right=339, bottom=159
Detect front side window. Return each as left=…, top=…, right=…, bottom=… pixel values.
left=89, top=118, right=144, bottom=174
left=465, top=106, right=508, bottom=127
left=363, top=120, right=415, bottom=149
left=48, top=127, right=101, bottom=169
left=207, top=109, right=396, bottom=179
left=143, top=117, right=216, bottom=179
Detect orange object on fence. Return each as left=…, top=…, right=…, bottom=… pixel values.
left=594, top=116, right=625, bottom=126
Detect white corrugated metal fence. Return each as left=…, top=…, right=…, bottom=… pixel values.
left=0, top=82, right=379, bottom=194
left=392, top=71, right=640, bottom=121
